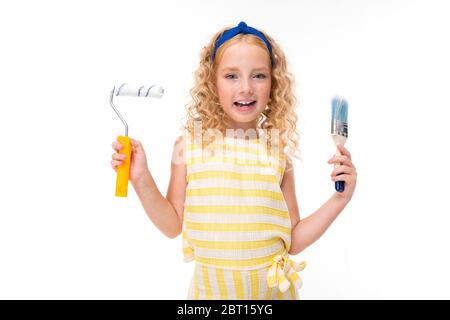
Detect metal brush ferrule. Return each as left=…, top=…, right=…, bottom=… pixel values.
left=331, top=120, right=348, bottom=137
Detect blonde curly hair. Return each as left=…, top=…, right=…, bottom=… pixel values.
left=182, top=24, right=300, bottom=166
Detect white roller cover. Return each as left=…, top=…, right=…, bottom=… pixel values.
left=114, top=83, right=164, bottom=98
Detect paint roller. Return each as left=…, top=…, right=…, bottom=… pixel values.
left=110, top=83, right=164, bottom=197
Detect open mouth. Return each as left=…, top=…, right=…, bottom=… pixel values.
left=233, top=100, right=256, bottom=112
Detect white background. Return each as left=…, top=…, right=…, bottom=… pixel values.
left=1, top=0, right=449, bottom=299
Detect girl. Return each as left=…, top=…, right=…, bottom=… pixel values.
left=110, top=21, right=357, bottom=300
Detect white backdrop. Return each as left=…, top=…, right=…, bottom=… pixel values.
left=1, top=0, right=449, bottom=299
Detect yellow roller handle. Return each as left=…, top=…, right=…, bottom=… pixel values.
left=115, top=135, right=132, bottom=197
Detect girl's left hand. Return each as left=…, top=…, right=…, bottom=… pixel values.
left=328, top=144, right=357, bottom=201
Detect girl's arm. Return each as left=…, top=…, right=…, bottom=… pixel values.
left=282, top=144, right=357, bottom=255
left=131, top=136, right=187, bottom=239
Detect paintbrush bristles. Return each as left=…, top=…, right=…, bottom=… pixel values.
left=331, top=96, right=348, bottom=138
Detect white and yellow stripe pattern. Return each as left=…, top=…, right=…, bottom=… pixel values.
left=182, top=134, right=305, bottom=299
left=266, top=252, right=306, bottom=293
left=188, top=263, right=300, bottom=300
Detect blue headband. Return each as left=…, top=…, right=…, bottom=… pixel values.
left=212, top=21, right=275, bottom=65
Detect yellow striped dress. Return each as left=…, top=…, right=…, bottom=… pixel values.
left=182, top=134, right=305, bottom=300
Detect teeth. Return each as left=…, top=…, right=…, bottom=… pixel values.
left=235, top=101, right=254, bottom=106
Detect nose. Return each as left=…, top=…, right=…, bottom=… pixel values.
left=239, top=77, right=254, bottom=94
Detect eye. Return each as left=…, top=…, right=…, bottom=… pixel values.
left=254, top=73, right=267, bottom=79
left=225, top=74, right=237, bottom=79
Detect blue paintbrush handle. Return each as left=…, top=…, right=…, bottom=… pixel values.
left=335, top=179, right=345, bottom=192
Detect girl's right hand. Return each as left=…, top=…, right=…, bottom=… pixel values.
left=111, top=138, right=149, bottom=184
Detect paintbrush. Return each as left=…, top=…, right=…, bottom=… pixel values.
left=331, top=96, right=348, bottom=192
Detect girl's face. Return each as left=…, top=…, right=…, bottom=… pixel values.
left=216, top=41, right=271, bottom=130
